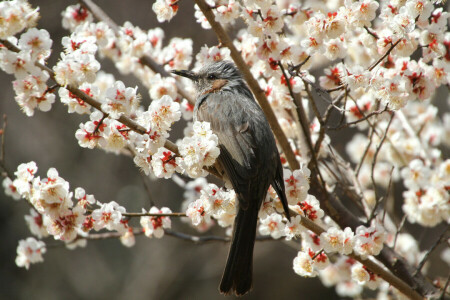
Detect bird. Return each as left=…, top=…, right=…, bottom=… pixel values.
left=172, top=60, right=290, bottom=296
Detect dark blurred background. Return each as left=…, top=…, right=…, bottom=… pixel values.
left=0, top=1, right=339, bottom=299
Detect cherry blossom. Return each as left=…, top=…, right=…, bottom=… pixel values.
left=15, top=237, right=46, bottom=269
left=140, top=207, right=172, bottom=238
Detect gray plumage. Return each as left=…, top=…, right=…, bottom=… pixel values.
left=172, top=60, right=290, bottom=296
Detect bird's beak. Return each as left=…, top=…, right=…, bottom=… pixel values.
left=171, top=69, right=198, bottom=81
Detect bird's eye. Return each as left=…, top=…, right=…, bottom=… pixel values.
left=207, top=74, right=217, bottom=80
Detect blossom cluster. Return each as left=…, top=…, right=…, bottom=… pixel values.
left=4, top=162, right=158, bottom=267
left=0, top=26, right=54, bottom=116
left=1, top=0, right=449, bottom=298
left=186, top=183, right=236, bottom=230
left=140, top=206, right=172, bottom=238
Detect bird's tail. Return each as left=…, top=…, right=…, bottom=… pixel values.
left=219, top=202, right=259, bottom=296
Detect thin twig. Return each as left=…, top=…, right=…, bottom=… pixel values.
left=313, top=90, right=346, bottom=154
left=0, top=115, right=14, bottom=180
left=368, top=39, right=401, bottom=71
left=369, top=112, right=395, bottom=222
left=440, top=272, right=450, bottom=300
left=364, top=25, right=379, bottom=40
left=414, top=226, right=449, bottom=276
left=85, top=208, right=186, bottom=217
left=287, top=56, right=310, bottom=76
left=311, top=249, right=324, bottom=260
left=278, top=62, right=315, bottom=164
left=124, top=212, right=186, bottom=217
left=0, top=115, right=6, bottom=164
left=392, top=215, right=407, bottom=250
left=326, top=85, right=346, bottom=93
left=327, top=105, right=390, bottom=130
left=381, top=166, right=395, bottom=224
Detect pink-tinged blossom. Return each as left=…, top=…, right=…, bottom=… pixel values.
left=103, top=120, right=131, bottom=152
left=134, top=128, right=168, bottom=156
left=353, top=222, right=386, bottom=258
left=351, top=263, right=382, bottom=290
left=349, top=0, right=379, bottom=27
left=323, top=11, right=346, bottom=39
left=59, top=83, right=95, bottom=115
left=259, top=213, right=285, bottom=239
left=152, top=0, right=179, bottom=23
left=403, top=187, right=449, bottom=227
left=61, top=4, right=93, bottom=31
left=200, top=184, right=236, bottom=227
left=342, top=66, right=371, bottom=90
left=283, top=166, right=310, bottom=204
left=120, top=228, right=135, bottom=247
left=3, top=177, right=20, bottom=200
left=320, top=227, right=354, bottom=255
left=86, top=22, right=115, bottom=49
left=181, top=178, right=209, bottom=208
left=194, top=4, right=211, bottom=29
left=91, top=201, right=126, bottom=233
left=336, top=281, right=363, bottom=297
left=401, top=159, right=431, bottom=190
left=53, top=51, right=100, bottom=86
left=320, top=65, right=344, bottom=90
left=302, top=231, right=323, bottom=252
left=195, top=45, right=231, bottom=69
left=32, top=168, right=73, bottom=218
left=101, top=80, right=139, bottom=119
left=291, top=195, right=324, bottom=223
left=13, top=161, right=38, bottom=198
left=149, top=74, right=177, bottom=101
left=161, top=38, right=193, bottom=70
left=61, top=35, right=97, bottom=55
left=0, top=0, right=39, bottom=39
left=293, top=251, right=317, bottom=277
left=146, top=95, right=181, bottom=132
left=148, top=28, right=165, bottom=51
left=308, top=248, right=329, bottom=270
left=215, top=0, right=241, bottom=25
left=176, top=121, right=220, bottom=178
left=15, top=237, right=46, bottom=270
left=24, top=209, right=49, bottom=239
left=324, top=38, right=347, bottom=61
left=47, top=205, right=84, bottom=242
left=140, top=207, right=172, bottom=238
left=180, top=99, right=194, bottom=120
left=18, top=28, right=52, bottom=60
left=151, top=147, right=179, bottom=179
left=74, top=187, right=96, bottom=209
left=75, top=111, right=110, bottom=149
left=284, top=215, right=304, bottom=241
left=0, top=49, right=40, bottom=79
left=186, top=198, right=213, bottom=227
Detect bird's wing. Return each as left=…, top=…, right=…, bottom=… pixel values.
left=196, top=93, right=259, bottom=209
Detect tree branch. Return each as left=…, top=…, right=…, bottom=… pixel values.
left=368, top=39, right=401, bottom=71
left=0, top=38, right=182, bottom=153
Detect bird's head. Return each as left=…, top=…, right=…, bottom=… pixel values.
left=171, top=60, right=242, bottom=96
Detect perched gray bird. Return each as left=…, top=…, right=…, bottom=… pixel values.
left=172, top=60, right=290, bottom=296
